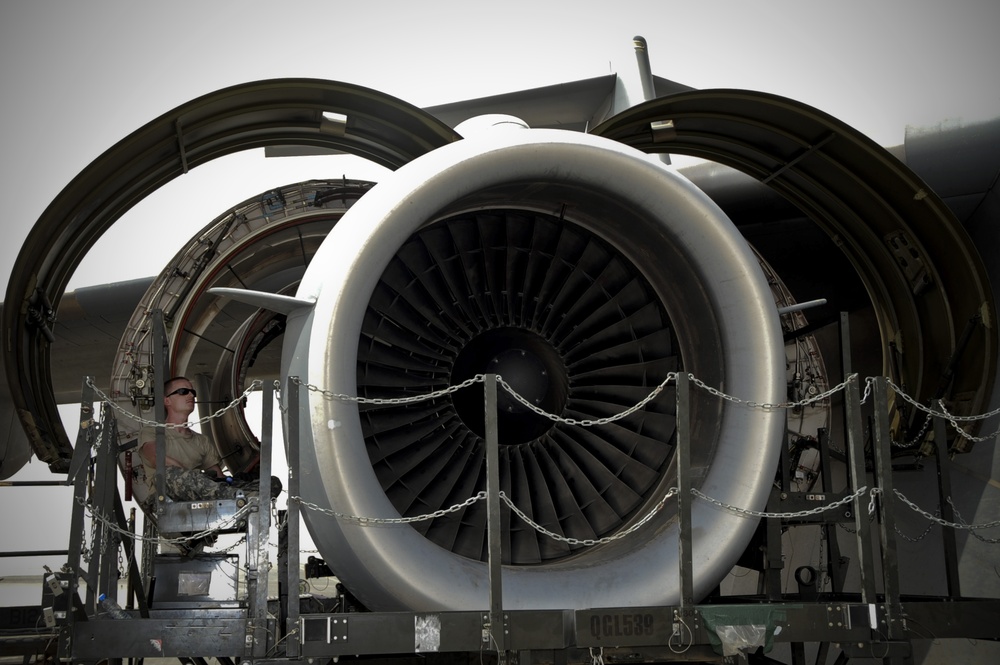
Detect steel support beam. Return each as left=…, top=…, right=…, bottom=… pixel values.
left=845, top=373, right=878, bottom=603
left=872, top=376, right=906, bottom=659
left=675, top=372, right=695, bottom=614
left=933, top=414, right=962, bottom=598
left=285, top=376, right=302, bottom=657
left=246, top=379, right=274, bottom=658
left=485, top=374, right=506, bottom=652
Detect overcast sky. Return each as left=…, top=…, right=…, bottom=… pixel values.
left=1, top=0, right=998, bottom=578
left=3, top=0, right=998, bottom=293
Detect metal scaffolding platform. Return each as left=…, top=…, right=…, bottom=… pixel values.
left=10, top=313, right=1000, bottom=665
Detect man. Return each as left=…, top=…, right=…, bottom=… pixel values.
left=138, top=376, right=245, bottom=504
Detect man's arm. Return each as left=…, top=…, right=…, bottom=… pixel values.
left=140, top=441, right=184, bottom=468
left=204, top=463, right=224, bottom=477
left=195, top=435, right=225, bottom=478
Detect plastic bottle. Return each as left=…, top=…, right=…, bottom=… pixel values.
left=97, top=592, right=130, bottom=619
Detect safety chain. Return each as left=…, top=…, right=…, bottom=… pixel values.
left=284, top=370, right=844, bottom=427
left=74, top=494, right=257, bottom=547
left=892, top=411, right=933, bottom=449
left=220, top=534, right=249, bottom=553
left=589, top=646, right=604, bottom=665
left=827, top=487, right=998, bottom=540
left=937, top=398, right=1000, bottom=443
left=861, top=377, right=873, bottom=405
left=691, top=486, right=872, bottom=519
left=688, top=373, right=855, bottom=411
left=81, top=497, right=98, bottom=564
left=290, top=374, right=485, bottom=405
left=99, top=373, right=998, bottom=446
left=273, top=379, right=287, bottom=415
left=893, top=489, right=1000, bottom=532
left=285, top=372, right=676, bottom=428
left=885, top=377, right=1000, bottom=423
left=497, top=373, right=676, bottom=427
left=85, top=377, right=262, bottom=430
left=84, top=406, right=105, bottom=452
left=117, top=540, right=130, bottom=579
left=838, top=493, right=1000, bottom=542
left=289, top=490, right=488, bottom=525
left=837, top=512, right=875, bottom=535
left=289, top=486, right=895, bottom=544
left=500, top=488, right=679, bottom=546
left=951, top=501, right=1000, bottom=544
left=895, top=509, right=938, bottom=543
left=81, top=370, right=1000, bottom=545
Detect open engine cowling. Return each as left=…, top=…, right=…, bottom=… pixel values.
left=10, top=77, right=988, bottom=613
left=282, top=128, right=786, bottom=610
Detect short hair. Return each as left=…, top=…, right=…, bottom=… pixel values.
left=164, top=376, right=191, bottom=393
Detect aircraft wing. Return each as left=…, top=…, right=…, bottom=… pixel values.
left=423, top=73, right=694, bottom=130
left=0, top=331, right=32, bottom=479
left=0, top=278, right=151, bottom=477
left=265, top=73, right=695, bottom=157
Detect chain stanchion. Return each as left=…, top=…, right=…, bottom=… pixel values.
left=872, top=376, right=904, bottom=641
left=844, top=373, right=878, bottom=603
left=932, top=411, right=963, bottom=596
left=675, top=371, right=695, bottom=613
left=285, top=376, right=302, bottom=658
left=484, top=374, right=505, bottom=653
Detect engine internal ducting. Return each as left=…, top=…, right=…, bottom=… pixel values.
left=281, top=128, right=787, bottom=611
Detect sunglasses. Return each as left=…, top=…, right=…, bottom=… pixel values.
left=166, top=387, right=197, bottom=398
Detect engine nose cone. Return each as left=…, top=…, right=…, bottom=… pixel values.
left=490, top=348, right=549, bottom=416
left=451, top=327, right=568, bottom=445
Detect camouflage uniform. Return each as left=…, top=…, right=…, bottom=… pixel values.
left=138, top=429, right=251, bottom=556
left=138, top=425, right=229, bottom=503
left=162, top=466, right=247, bottom=501
left=138, top=427, right=275, bottom=505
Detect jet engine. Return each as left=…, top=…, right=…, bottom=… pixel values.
left=279, top=128, right=786, bottom=610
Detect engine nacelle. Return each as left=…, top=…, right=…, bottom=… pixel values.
left=282, top=128, right=786, bottom=611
